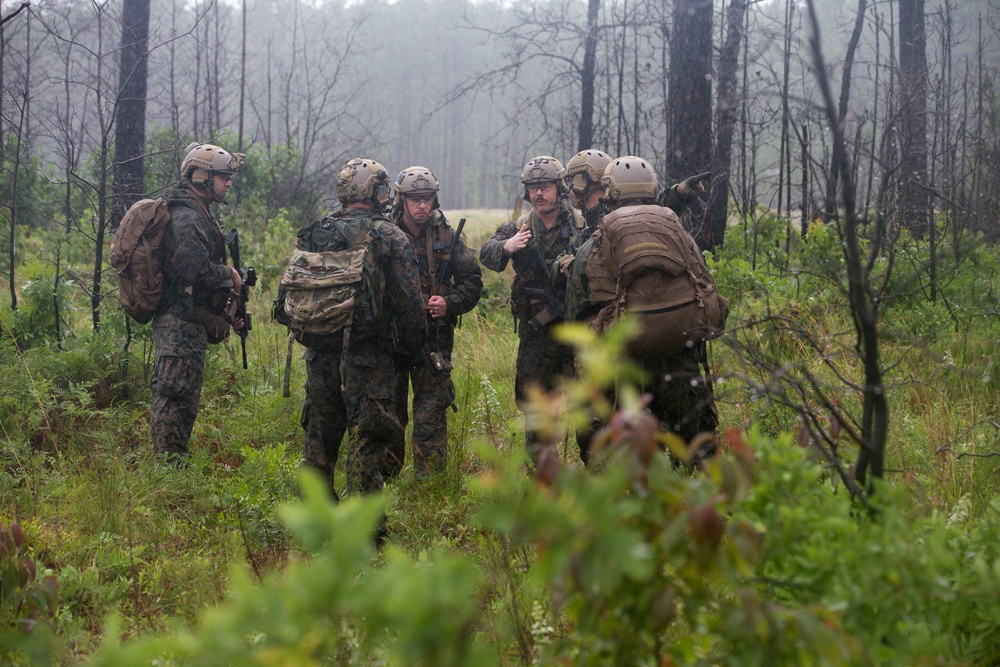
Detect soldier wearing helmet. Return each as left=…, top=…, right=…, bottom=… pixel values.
left=548, top=149, right=711, bottom=465
left=150, top=142, right=247, bottom=466
left=388, top=166, right=483, bottom=478
left=287, top=157, right=425, bottom=512
left=479, top=155, right=585, bottom=467
left=586, top=155, right=721, bottom=465
left=559, top=150, right=711, bottom=326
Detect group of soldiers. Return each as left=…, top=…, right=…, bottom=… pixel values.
left=148, top=143, right=719, bottom=537
left=480, top=151, right=718, bottom=469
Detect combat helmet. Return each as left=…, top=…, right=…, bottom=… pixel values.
left=520, top=155, right=565, bottom=200
left=335, top=158, right=392, bottom=209
left=394, top=166, right=440, bottom=209
left=181, top=142, right=245, bottom=190
left=564, top=149, right=611, bottom=198
left=602, top=155, right=660, bottom=206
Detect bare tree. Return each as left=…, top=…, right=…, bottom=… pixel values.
left=112, top=0, right=151, bottom=229
left=578, top=0, right=601, bottom=151
left=822, top=0, right=869, bottom=223
left=2, top=2, right=32, bottom=310
left=708, top=0, right=750, bottom=252
left=897, top=0, right=930, bottom=236
left=667, top=0, right=714, bottom=249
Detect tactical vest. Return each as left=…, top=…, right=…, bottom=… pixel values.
left=565, top=230, right=599, bottom=323
left=509, top=207, right=583, bottom=324
left=588, top=204, right=729, bottom=357
left=407, top=211, right=457, bottom=301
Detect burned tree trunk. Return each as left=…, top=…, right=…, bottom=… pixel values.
left=822, top=0, right=868, bottom=222
left=708, top=0, right=748, bottom=252
left=897, top=0, right=930, bottom=236
left=667, top=0, right=713, bottom=249
left=578, top=0, right=601, bottom=151
left=112, top=0, right=151, bottom=228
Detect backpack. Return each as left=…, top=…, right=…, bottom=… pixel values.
left=278, top=215, right=385, bottom=347
left=588, top=204, right=729, bottom=357
left=109, top=198, right=171, bottom=324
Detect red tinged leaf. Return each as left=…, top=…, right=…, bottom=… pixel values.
left=689, top=504, right=725, bottom=547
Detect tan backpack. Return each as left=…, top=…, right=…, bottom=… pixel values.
left=109, top=199, right=171, bottom=324
left=278, top=217, right=384, bottom=344
left=588, top=204, right=729, bottom=357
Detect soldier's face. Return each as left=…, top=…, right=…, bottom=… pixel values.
left=528, top=182, right=559, bottom=216
left=211, top=173, right=232, bottom=199
left=402, top=194, right=434, bottom=227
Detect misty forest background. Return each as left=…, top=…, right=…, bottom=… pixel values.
left=5, top=0, right=1000, bottom=664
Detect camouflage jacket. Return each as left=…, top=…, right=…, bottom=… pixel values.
left=294, top=208, right=426, bottom=354
left=479, top=201, right=582, bottom=322
left=658, top=182, right=697, bottom=213
left=560, top=205, right=605, bottom=323
left=158, top=181, right=233, bottom=322
left=393, top=209, right=483, bottom=328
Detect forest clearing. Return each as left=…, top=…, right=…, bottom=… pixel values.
left=4, top=0, right=1000, bottom=662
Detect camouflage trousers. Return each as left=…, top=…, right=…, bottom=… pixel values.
left=637, top=343, right=718, bottom=447
left=301, top=338, right=403, bottom=496
left=515, top=321, right=575, bottom=465
left=150, top=313, right=208, bottom=460
left=392, top=353, right=456, bottom=477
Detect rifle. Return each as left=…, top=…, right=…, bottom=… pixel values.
left=510, top=238, right=564, bottom=334
left=426, top=217, right=466, bottom=359
left=420, top=348, right=458, bottom=412
left=225, top=228, right=257, bottom=369
left=435, top=217, right=466, bottom=286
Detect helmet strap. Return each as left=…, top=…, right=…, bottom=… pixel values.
left=189, top=169, right=228, bottom=204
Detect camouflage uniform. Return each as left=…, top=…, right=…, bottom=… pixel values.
left=548, top=204, right=605, bottom=464
left=558, top=186, right=704, bottom=463
left=657, top=183, right=697, bottom=213
left=295, top=208, right=426, bottom=496
left=390, top=209, right=482, bottom=476
left=480, top=201, right=580, bottom=457
left=150, top=182, right=234, bottom=461
left=587, top=203, right=718, bottom=448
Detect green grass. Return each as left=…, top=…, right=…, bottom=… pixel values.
left=2, top=210, right=1000, bottom=665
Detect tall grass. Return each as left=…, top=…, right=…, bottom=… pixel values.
left=2, top=210, right=1000, bottom=664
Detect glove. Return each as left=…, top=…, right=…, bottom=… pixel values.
left=556, top=252, right=575, bottom=277
left=675, top=172, right=712, bottom=200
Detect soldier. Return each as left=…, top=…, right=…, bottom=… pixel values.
left=289, top=158, right=426, bottom=499
left=389, top=167, right=483, bottom=477
left=561, top=149, right=712, bottom=329
left=479, top=156, right=582, bottom=465
left=559, top=149, right=614, bottom=330
left=555, top=149, right=613, bottom=465
left=151, top=142, right=246, bottom=466
left=587, top=156, right=721, bottom=461
left=558, top=150, right=712, bottom=463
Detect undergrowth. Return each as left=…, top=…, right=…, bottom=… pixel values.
left=0, top=211, right=999, bottom=664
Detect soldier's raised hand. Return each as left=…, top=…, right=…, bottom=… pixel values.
left=503, top=223, right=532, bottom=255
left=676, top=172, right=712, bottom=200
